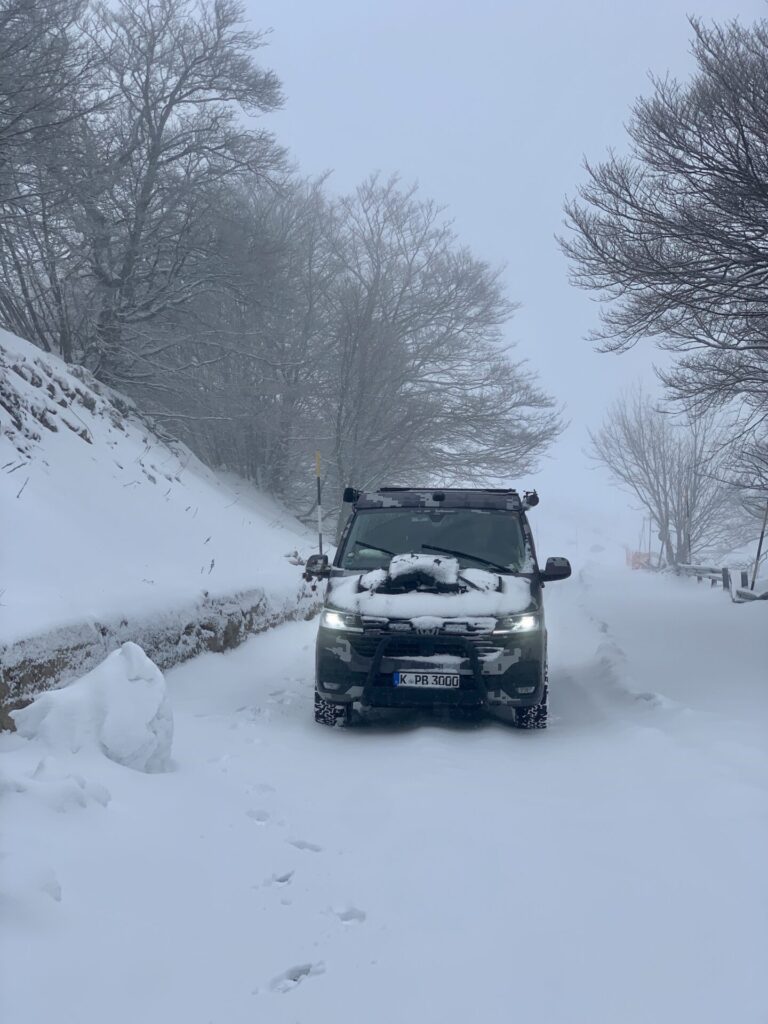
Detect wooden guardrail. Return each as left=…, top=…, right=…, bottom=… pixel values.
left=675, top=564, right=768, bottom=603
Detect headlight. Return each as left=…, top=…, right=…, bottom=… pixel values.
left=492, top=613, right=540, bottom=635
left=321, top=608, right=363, bottom=632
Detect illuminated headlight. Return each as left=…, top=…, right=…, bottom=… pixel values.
left=492, top=613, right=540, bottom=635
left=321, top=609, right=363, bottom=633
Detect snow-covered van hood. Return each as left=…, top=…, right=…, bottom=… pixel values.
left=328, top=553, right=533, bottom=622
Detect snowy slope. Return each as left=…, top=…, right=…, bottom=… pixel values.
left=2, top=562, right=766, bottom=1024
left=0, top=329, right=314, bottom=646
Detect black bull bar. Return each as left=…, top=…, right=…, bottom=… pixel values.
left=360, top=633, right=491, bottom=707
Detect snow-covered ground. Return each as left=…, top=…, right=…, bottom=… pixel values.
left=0, top=329, right=312, bottom=646
left=3, top=560, right=766, bottom=1023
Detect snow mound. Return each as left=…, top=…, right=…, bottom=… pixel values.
left=12, top=643, right=173, bottom=773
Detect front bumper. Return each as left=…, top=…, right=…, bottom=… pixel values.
left=315, top=623, right=546, bottom=708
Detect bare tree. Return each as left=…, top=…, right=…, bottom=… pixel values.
left=0, top=0, right=285, bottom=378
left=151, top=176, right=561, bottom=514
left=0, top=0, right=91, bottom=204
left=318, top=176, right=561, bottom=499
left=591, top=391, right=735, bottom=565
left=562, top=17, right=768, bottom=403
left=0, top=4, right=561, bottom=517
left=562, top=15, right=768, bottom=507
left=75, top=0, right=285, bottom=384
left=0, top=0, right=99, bottom=355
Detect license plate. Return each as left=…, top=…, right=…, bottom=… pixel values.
left=393, top=671, right=461, bottom=689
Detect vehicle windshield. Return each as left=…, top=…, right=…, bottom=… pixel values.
left=338, top=508, right=531, bottom=573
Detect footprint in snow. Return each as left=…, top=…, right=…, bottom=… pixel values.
left=334, top=906, right=366, bottom=925
left=258, top=870, right=294, bottom=889
left=246, top=809, right=270, bottom=824
left=270, top=962, right=325, bottom=993
left=287, top=838, right=322, bottom=853
left=271, top=870, right=294, bottom=886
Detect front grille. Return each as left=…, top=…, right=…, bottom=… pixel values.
left=347, top=629, right=503, bottom=663
left=347, top=634, right=383, bottom=659
left=378, top=636, right=470, bottom=659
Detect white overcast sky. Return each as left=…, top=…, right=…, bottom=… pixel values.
left=247, top=0, right=762, bottom=545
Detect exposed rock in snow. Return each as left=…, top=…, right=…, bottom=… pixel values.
left=12, top=642, right=173, bottom=773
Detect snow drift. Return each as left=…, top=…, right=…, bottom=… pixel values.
left=0, top=327, right=314, bottom=647
left=12, top=643, right=173, bottom=772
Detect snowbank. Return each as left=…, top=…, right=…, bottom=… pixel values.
left=0, top=328, right=314, bottom=647
left=13, top=643, right=173, bottom=772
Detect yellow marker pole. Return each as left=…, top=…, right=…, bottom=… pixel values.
left=315, top=451, right=323, bottom=556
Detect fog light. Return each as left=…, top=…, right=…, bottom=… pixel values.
left=322, top=682, right=346, bottom=692
left=516, top=685, right=536, bottom=694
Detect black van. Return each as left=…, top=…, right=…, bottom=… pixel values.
left=303, top=487, right=571, bottom=729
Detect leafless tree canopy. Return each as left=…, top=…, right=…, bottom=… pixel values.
left=562, top=15, right=768, bottom=506
left=591, top=392, right=741, bottom=564
left=0, top=0, right=560, bottom=514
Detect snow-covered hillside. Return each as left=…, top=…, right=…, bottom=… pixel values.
left=0, top=329, right=314, bottom=648
left=2, top=331, right=766, bottom=1024
left=2, top=561, right=766, bottom=1023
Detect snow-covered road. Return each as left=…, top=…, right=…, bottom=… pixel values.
left=3, top=566, right=767, bottom=1023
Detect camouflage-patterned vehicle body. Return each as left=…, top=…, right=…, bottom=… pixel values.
left=304, top=487, right=571, bottom=729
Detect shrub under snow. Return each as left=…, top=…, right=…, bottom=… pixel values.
left=13, top=642, right=173, bottom=772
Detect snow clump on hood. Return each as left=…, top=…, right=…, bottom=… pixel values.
left=387, top=553, right=460, bottom=584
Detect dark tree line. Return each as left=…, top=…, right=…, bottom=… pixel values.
left=0, top=0, right=560, bottom=515
left=563, top=13, right=768, bottom=554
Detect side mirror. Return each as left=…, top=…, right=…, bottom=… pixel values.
left=342, top=486, right=360, bottom=504
left=303, top=553, right=331, bottom=580
left=540, top=556, right=571, bottom=583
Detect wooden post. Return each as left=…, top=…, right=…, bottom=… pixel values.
left=751, top=499, right=768, bottom=591
left=721, top=567, right=730, bottom=593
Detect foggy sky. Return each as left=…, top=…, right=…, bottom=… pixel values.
left=247, top=0, right=761, bottom=547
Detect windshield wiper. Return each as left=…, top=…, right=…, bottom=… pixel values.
left=351, top=540, right=396, bottom=557
left=421, top=543, right=512, bottom=575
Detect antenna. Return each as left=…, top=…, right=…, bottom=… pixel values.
left=315, top=451, right=323, bottom=556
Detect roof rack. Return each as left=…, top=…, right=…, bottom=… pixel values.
left=342, top=485, right=538, bottom=511
left=377, top=486, right=520, bottom=495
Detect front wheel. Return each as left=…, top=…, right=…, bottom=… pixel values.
left=314, top=691, right=352, bottom=728
left=514, top=684, right=548, bottom=730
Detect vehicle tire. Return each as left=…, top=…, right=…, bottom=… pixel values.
left=514, top=683, right=548, bottom=730
left=314, top=691, right=352, bottom=728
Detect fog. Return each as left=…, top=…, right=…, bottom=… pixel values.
left=248, top=0, right=761, bottom=548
